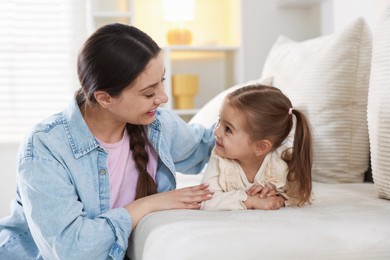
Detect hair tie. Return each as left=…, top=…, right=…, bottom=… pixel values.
left=288, top=108, right=294, bottom=115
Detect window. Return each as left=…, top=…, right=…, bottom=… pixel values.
left=0, top=0, right=87, bottom=143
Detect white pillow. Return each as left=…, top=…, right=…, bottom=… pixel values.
left=261, top=18, right=372, bottom=183
left=368, top=5, right=390, bottom=199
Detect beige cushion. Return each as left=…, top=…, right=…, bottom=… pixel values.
left=368, top=6, right=390, bottom=199
left=261, top=18, right=372, bottom=183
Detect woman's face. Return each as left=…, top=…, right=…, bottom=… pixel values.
left=108, top=52, right=168, bottom=125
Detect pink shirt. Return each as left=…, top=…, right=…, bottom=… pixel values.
left=97, top=130, right=157, bottom=209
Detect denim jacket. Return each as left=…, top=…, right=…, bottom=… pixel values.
left=0, top=99, right=215, bottom=260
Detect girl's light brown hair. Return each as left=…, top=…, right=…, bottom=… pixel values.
left=226, top=84, right=312, bottom=205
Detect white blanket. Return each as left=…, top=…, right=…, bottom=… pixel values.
left=129, top=182, right=390, bottom=260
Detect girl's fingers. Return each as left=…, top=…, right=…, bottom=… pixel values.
left=259, top=185, right=278, bottom=198
left=276, top=196, right=286, bottom=207
left=266, top=189, right=277, bottom=197
left=248, top=185, right=264, bottom=196
left=259, top=186, right=270, bottom=198
left=269, top=196, right=286, bottom=210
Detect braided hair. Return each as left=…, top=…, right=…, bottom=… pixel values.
left=76, top=23, right=159, bottom=199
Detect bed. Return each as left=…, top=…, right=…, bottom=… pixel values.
left=129, top=9, right=390, bottom=260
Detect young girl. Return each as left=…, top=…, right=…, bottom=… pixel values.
left=201, top=84, right=312, bottom=211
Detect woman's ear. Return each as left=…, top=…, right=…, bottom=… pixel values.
left=94, top=91, right=112, bottom=108
left=254, top=140, right=273, bottom=156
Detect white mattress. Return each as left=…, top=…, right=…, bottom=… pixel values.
left=129, top=180, right=390, bottom=260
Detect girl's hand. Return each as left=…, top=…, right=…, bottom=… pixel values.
left=245, top=195, right=285, bottom=210
left=125, top=183, right=214, bottom=228
left=246, top=184, right=277, bottom=198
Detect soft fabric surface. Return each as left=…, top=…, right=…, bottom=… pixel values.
left=368, top=4, right=390, bottom=199
left=129, top=182, right=390, bottom=260
left=261, top=18, right=372, bottom=183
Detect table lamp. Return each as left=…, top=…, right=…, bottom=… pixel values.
left=163, top=0, right=195, bottom=45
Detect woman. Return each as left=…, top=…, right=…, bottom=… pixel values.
left=0, top=24, right=215, bottom=259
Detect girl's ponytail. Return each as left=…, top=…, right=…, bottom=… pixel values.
left=286, top=109, right=313, bottom=205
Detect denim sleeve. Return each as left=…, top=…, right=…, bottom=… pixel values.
left=18, top=156, right=132, bottom=260
left=159, top=109, right=216, bottom=174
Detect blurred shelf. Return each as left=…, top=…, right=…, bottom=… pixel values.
left=92, top=11, right=132, bottom=18
left=277, top=0, right=324, bottom=8
left=173, top=109, right=200, bottom=115
left=162, top=45, right=240, bottom=52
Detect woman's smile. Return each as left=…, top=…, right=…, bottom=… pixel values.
left=146, top=108, right=157, bottom=116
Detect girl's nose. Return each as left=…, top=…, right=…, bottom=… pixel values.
left=213, top=125, right=221, bottom=138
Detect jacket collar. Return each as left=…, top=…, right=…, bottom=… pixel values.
left=62, top=99, right=100, bottom=159
left=62, top=100, right=166, bottom=159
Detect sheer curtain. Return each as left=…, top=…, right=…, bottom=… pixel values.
left=0, top=0, right=87, bottom=143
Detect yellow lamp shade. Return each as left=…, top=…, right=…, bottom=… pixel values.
left=167, top=28, right=192, bottom=45
left=172, top=74, right=199, bottom=109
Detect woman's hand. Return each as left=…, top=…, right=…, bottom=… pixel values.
left=125, top=183, right=214, bottom=228
left=152, top=183, right=214, bottom=210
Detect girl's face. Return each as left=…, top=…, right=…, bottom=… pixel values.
left=108, top=53, right=168, bottom=125
left=214, top=100, right=257, bottom=161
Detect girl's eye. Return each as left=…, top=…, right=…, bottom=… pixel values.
left=225, top=126, right=232, bottom=134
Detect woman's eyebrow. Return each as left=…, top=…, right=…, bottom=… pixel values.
left=140, top=69, right=165, bottom=92
left=140, top=83, right=158, bottom=93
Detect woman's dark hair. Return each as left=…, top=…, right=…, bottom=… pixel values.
left=76, top=23, right=160, bottom=200
left=227, top=84, right=313, bottom=205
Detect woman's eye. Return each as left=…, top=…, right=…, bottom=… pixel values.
left=145, top=93, right=155, bottom=98
left=161, top=77, right=166, bottom=82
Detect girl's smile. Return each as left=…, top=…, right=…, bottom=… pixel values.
left=215, top=140, right=224, bottom=148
